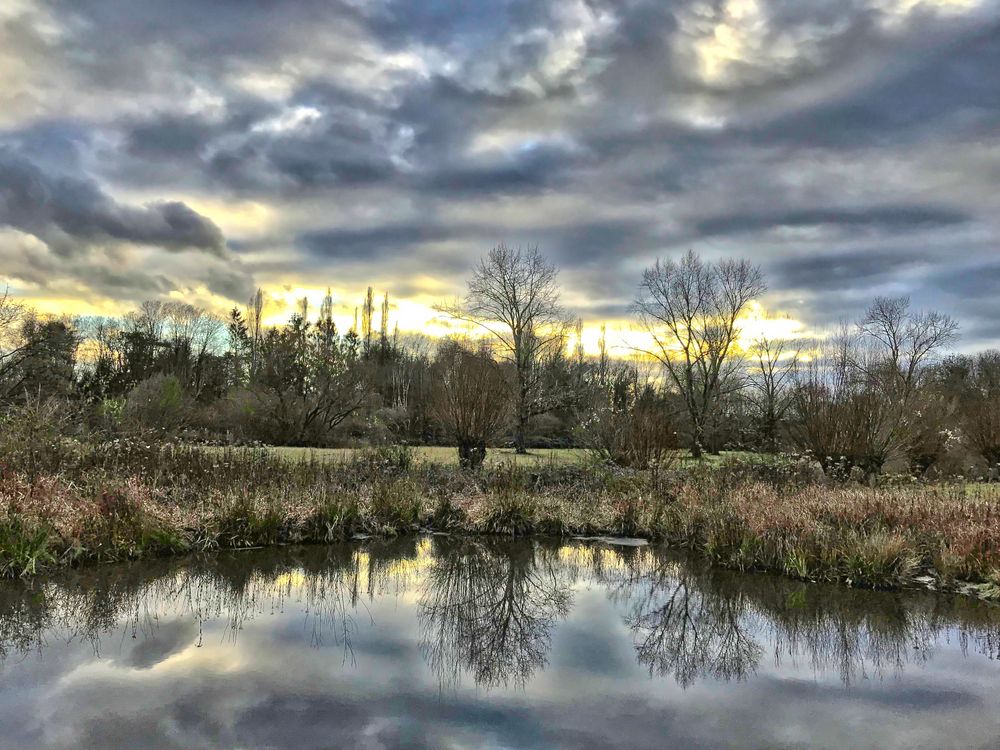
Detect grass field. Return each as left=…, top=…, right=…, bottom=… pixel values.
left=266, top=445, right=588, bottom=467
left=216, top=445, right=743, bottom=468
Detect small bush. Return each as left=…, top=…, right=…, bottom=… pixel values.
left=123, top=375, right=189, bottom=435
left=305, top=497, right=360, bottom=542
left=348, top=445, right=415, bottom=482
left=366, top=479, right=422, bottom=533
left=581, top=389, right=677, bottom=470
left=0, top=397, right=78, bottom=480
left=214, top=495, right=286, bottom=548
left=0, top=517, right=55, bottom=578
left=480, top=491, right=537, bottom=536
left=840, top=532, right=920, bottom=589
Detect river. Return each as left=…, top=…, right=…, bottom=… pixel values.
left=1, top=537, right=999, bottom=748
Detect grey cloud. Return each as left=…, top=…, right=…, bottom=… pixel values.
left=529, top=219, right=661, bottom=268
left=421, top=142, right=583, bottom=196
left=932, top=262, right=1000, bottom=300
left=0, top=148, right=225, bottom=255
left=0, top=148, right=254, bottom=306
left=696, top=206, right=970, bottom=237
left=206, top=117, right=402, bottom=192
left=297, top=216, right=658, bottom=272
left=0, top=232, right=253, bottom=308
left=115, top=92, right=405, bottom=195
left=734, top=19, right=1000, bottom=150
left=764, top=248, right=933, bottom=318
left=298, top=223, right=461, bottom=260
left=2, top=0, right=999, bottom=332
left=125, top=114, right=230, bottom=161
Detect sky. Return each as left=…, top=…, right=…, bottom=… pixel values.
left=1, top=0, right=998, bottom=351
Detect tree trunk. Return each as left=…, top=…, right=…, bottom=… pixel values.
left=690, top=417, right=705, bottom=459
left=514, top=387, right=529, bottom=454
left=514, top=425, right=527, bottom=454
left=458, top=442, right=487, bottom=469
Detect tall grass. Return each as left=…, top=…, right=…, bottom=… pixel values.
left=2, top=437, right=1000, bottom=594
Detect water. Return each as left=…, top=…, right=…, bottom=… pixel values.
left=1, top=538, right=999, bottom=749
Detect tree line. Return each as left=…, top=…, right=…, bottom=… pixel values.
left=1, top=246, right=997, bottom=476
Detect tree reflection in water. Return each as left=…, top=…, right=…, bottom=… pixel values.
left=418, top=538, right=572, bottom=688
left=1, top=538, right=998, bottom=691
left=594, top=547, right=762, bottom=686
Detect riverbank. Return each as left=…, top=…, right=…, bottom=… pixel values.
left=2, top=441, right=999, bottom=596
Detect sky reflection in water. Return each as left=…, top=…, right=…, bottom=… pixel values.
left=1, top=538, right=1000, bottom=749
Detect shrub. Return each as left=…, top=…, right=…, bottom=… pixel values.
left=124, top=374, right=189, bottom=435
left=840, top=532, right=920, bottom=589
left=0, top=517, right=55, bottom=578
left=354, top=444, right=414, bottom=476
left=0, top=397, right=78, bottom=480
left=305, top=496, right=360, bottom=542
left=366, top=478, right=422, bottom=533
left=430, top=341, right=510, bottom=469
left=480, top=491, right=537, bottom=536
left=581, top=388, right=677, bottom=470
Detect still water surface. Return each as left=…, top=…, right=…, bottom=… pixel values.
left=1, top=537, right=1000, bottom=749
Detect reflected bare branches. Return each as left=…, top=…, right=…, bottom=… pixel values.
left=418, top=538, right=572, bottom=689
left=597, top=549, right=762, bottom=686
left=595, top=545, right=1000, bottom=687
left=1, top=539, right=998, bottom=693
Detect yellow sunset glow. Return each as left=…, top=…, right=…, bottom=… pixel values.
left=8, top=282, right=813, bottom=362
left=181, top=198, right=279, bottom=236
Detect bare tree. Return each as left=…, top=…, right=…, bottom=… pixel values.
left=581, top=361, right=677, bottom=470
left=128, top=300, right=167, bottom=344
left=379, top=290, right=390, bottom=353
left=941, top=351, right=1000, bottom=468
left=597, top=323, right=610, bottom=385
left=857, top=296, right=959, bottom=400
left=788, top=338, right=866, bottom=474
left=634, top=250, right=766, bottom=457
left=854, top=297, right=958, bottom=473
left=0, top=288, right=29, bottom=400
left=437, top=244, right=572, bottom=453
left=789, top=299, right=959, bottom=477
left=430, top=340, right=510, bottom=468
left=746, top=335, right=799, bottom=452
left=157, top=302, right=224, bottom=398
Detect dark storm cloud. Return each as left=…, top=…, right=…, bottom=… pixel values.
left=297, top=216, right=658, bottom=273
left=298, top=222, right=468, bottom=260
left=770, top=248, right=934, bottom=292
left=207, top=131, right=398, bottom=192
left=696, top=206, right=969, bottom=237
left=421, top=141, right=583, bottom=195
left=0, top=148, right=225, bottom=255
left=530, top=219, right=661, bottom=267
left=125, top=114, right=233, bottom=161
left=933, top=262, right=1000, bottom=300
left=0, top=147, right=254, bottom=306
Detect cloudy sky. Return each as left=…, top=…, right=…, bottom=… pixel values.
left=1, top=0, right=998, bottom=348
